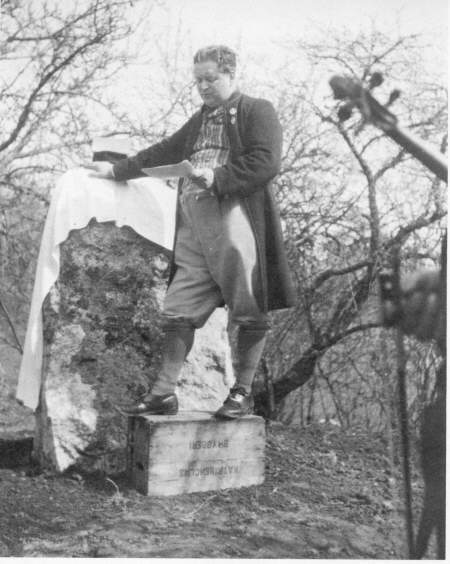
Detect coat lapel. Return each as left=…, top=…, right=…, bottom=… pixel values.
left=182, top=111, right=203, bottom=159
left=223, top=91, right=243, bottom=156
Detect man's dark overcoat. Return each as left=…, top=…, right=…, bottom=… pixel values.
left=113, top=91, right=295, bottom=312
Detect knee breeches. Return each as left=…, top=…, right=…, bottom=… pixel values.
left=163, top=190, right=269, bottom=329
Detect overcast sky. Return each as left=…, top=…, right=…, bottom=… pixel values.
left=111, top=0, right=447, bottom=123
left=131, top=0, right=447, bottom=84
left=161, top=0, right=447, bottom=52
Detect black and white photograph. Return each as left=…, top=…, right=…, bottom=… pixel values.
left=0, top=0, right=447, bottom=559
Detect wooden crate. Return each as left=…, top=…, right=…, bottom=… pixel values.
left=127, top=411, right=265, bottom=496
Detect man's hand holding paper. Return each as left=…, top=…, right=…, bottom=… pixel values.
left=190, top=167, right=214, bottom=189
left=85, top=161, right=115, bottom=179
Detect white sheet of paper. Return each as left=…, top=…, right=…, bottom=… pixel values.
left=142, top=159, right=194, bottom=179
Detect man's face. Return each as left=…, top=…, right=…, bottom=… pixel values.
left=193, top=60, right=235, bottom=107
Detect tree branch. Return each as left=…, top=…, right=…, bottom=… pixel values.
left=0, top=297, right=23, bottom=354
left=312, top=260, right=372, bottom=289
left=0, top=10, right=114, bottom=153
left=389, top=209, right=447, bottom=246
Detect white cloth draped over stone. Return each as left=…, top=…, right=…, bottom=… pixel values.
left=16, top=167, right=176, bottom=410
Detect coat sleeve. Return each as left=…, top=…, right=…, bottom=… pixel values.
left=212, top=99, right=282, bottom=198
left=112, top=119, right=193, bottom=181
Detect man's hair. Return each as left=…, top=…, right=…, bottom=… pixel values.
left=193, top=45, right=237, bottom=75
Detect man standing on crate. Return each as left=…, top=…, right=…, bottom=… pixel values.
left=88, top=45, right=295, bottom=419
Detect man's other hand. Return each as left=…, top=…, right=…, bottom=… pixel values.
left=380, top=269, right=443, bottom=344
left=191, top=167, right=214, bottom=189
left=399, top=270, right=442, bottom=343
left=84, top=162, right=115, bottom=179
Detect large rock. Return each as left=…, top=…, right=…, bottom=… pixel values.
left=34, top=221, right=232, bottom=473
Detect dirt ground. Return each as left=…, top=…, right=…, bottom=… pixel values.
left=1, top=401, right=436, bottom=560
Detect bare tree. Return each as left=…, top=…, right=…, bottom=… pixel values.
left=253, top=29, right=447, bottom=424
left=0, top=0, right=155, bottom=352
